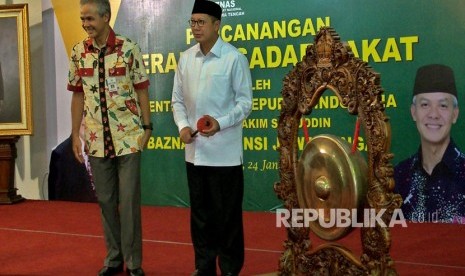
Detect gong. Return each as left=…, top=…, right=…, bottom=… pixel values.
left=296, top=134, right=368, bottom=241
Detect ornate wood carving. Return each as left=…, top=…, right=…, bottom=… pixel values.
left=275, top=27, right=402, bottom=275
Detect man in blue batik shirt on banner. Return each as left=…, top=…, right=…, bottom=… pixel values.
left=394, top=64, right=465, bottom=224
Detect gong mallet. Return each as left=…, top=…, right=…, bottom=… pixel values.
left=191, top=116, right=213, bottom=137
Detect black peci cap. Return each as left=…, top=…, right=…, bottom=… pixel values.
left=192, top=0, right=222, bottom=20
left=413, top=64, right=457, bottom=98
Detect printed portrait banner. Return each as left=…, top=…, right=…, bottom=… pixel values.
left=109, top=0, right=465, bottom=210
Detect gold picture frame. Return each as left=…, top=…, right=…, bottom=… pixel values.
left=0, top=4, right=32, bottom=136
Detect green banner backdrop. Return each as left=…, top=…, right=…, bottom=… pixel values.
left=113, top=0, right=465, bottom=211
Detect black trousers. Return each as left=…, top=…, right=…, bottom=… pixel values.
left=186, top=162, right=245, bottom=275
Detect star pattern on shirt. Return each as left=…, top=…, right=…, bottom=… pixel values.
left=89, top=131, right=98, bottom=142
left=117, top=123, right=126, bottom=132
left=90, top=84, right=98, bottom=93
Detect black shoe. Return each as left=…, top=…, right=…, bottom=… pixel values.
left=98, top=264, right=123, bottom=276
left=127, top=267, right=145, bottom=276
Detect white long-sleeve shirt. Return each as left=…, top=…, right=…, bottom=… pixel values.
left=172, top=38, right=252, bottom=166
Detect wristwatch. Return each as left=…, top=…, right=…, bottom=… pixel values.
left=142, top=123, right=153, bottom=130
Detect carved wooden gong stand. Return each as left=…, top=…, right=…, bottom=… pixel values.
left=274, top=27, right=402, bottom=275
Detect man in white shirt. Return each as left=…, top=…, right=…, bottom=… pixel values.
left=171, top=1, right=253, bottom=275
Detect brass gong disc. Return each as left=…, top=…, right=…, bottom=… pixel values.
left=296, top=134, right=367, bottom=241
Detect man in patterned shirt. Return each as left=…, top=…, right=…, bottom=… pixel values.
left=67, top=1, right=151, bottom=275
left=394, top=64, right=465, bottom=224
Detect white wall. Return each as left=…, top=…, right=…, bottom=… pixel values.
left=54, top=17, right=72, bottom=144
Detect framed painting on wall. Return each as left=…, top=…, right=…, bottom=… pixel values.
left=0, top=3, right=32, bottom=136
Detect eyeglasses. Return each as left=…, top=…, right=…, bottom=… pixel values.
left=188, top=19, right=206, bottom=27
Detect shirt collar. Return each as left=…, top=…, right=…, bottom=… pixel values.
left=85, top=28, right=116, bottom=51
left=442, top=139, right=461, bottom=171
left=195, top=37, right=223, bottom=58
left=209, top=37, right=223, bottom=57
left=416, top=139, right=459, bottom=175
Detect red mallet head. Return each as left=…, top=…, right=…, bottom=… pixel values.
left=197, top=116, right=212, bottom=132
